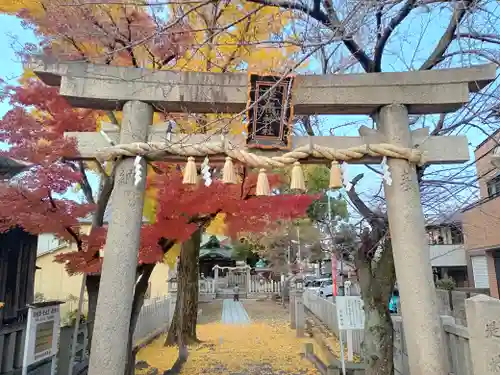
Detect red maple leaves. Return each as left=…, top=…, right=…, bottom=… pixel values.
left=54, top=170, right=318, bottom=274
left=0, top=2, right=315, bottom=275
left=0, top=181, right=94, bottom=240
left=146, top=170, right=317, bottom=240
left=0, top=85, right=317, bottom=273
left=0, top=79, right=98, bottom=165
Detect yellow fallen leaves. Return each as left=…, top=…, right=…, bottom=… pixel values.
left=137, top=322, right=320, bottom=374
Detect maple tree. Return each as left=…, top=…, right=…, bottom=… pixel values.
left=0, top=3, right=192, bottom=373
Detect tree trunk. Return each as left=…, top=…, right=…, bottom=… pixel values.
left=85, top=274, right=100, bottom=355
left=124, top=264, right=156, bottom=375
left=356, top=240, right=396, bottom=375
left=165, top=228, right=202, bottom=346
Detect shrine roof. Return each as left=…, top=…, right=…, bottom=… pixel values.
left=199, top=234, right=234, bottom=259
left=199, top=248, right=233, bottom=260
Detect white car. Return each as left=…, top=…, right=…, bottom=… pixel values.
left=306, top=278, right=331, bottom=294
left=319, top=279, right=334, bottom=298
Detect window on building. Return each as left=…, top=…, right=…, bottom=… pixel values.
left=450, top=225, right=464, bottom=244
left=427, top=230, right=437, bottom=245
left=57, top=238, right=67, bottom=247
left=487, top=174, right=500, bottom=198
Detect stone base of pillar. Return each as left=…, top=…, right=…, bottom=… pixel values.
left=295, top=291, right=305, bottom=337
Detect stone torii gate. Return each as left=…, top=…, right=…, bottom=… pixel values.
left=29, top=58, right=495, bottom=375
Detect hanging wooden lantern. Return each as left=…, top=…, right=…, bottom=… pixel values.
left=256, top=169, right=271, bottom=196
left=290, top=161, right=306, bottom=191
left=329, top=160, right=343, bottom=189
left=182, top=156, right=198, bottom=184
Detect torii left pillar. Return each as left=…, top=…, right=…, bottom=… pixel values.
left=88, top=101, right=153, bottom=375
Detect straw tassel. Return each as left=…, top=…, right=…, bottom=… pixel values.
left=290, top=161, right=306, bottom=191
left=182, top=156, right=198, bottom=184
left=222, top=157, right=237, bottom=184
left=329, top=160, right=343, bottom=189
left=256, top=169, right=271, bottom=196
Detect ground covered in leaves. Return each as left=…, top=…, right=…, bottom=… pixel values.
left=136, top=299, right=320, bottom=375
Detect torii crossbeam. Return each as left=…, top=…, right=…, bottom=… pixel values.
left=28, top=56, right=496, bottom=375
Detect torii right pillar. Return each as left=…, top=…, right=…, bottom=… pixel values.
left=377, top=104, right=448, bottom=375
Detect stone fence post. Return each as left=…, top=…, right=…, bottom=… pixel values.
left=465, top=294, right=500, bottom=375
left=289, top=289, right=296, bottom=329
left=295, top=290, right=305, bottom=337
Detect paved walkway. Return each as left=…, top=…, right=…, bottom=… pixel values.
left=221, top=299, right=251, bottom=324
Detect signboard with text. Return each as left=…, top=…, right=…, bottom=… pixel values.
left=336, top=296, right=365, bottom=330
left=22, top=302, right=62, bottom=375
left=246, top=73, right=294, bottom=149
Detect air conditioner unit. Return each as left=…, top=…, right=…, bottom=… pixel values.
left=492, top=146, right=500, bottom=169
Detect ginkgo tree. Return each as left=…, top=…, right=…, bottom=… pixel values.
left=164, top=0, right=301, bottom=133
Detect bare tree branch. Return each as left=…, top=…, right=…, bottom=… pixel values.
left=78, top=161, right=96, bottom=205
left=454, top=32, right=500, bottom=45
left=419, top=0, right=472, bottom=70
left=441, top=48, right=500, bottom=65
left=322, top=0, right=373, bottom=71
left=92, top=161, right=119, bottom=228
left=247, top=0, right=373, bottom=71
left=107, top=110, right=119, bottom=125
left=347, top=173, right=387, bottom=227
left=373, top=0, right=417, bottom=72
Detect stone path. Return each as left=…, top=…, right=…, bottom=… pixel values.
left=221, top=299, right=251, bottom=324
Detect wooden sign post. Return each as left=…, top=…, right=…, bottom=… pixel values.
left=29, top=56, right=495, bottom=375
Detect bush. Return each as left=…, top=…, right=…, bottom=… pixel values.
left=62, top=309, right=87, bottom=327
left=436, top=276, right=456, bottom=291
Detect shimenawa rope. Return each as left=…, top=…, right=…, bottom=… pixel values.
left=94, top=140, right=424, bottom=167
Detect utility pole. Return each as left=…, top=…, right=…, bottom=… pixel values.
left=327, top=191, right=339, bottom=295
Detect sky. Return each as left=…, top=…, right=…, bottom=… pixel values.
left=0, top=15, right=35, bottom=117
left=0, top=6, right=498, bottom=220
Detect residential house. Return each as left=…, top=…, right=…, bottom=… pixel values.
left=0, top=156, right=38, bottom=375
left=426, top=219, right=468, bottom=286
left=462, top=129, right=500, bottom=298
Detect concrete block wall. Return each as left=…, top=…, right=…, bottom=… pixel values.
left=435, top=288, right=490, bottom=325
left=465, top=294, right=500, bottom=375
